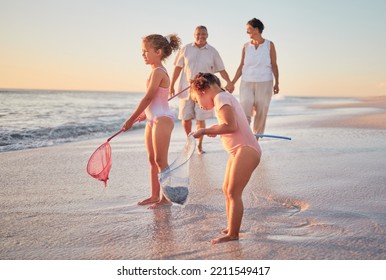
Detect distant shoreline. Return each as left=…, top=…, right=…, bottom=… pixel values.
left=2, top=87, right=385, bottom=99
left=309, top=95, right=386, bottom=129
left=0, top=88, right=142, bottom=95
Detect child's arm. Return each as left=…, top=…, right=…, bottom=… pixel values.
left=193, top=105, right=237, bottom=138
left=122, top=69, right=164, bottom=130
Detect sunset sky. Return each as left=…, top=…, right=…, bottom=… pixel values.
left=1, top=0, right=385, bottom=97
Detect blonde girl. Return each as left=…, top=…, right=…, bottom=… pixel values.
left=122, top=34, right=181, bottom=208
left=190, top=73, right=261, bottom=244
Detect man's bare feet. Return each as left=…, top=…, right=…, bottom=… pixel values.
left=211, top=234, right=239, bottom=245
left=137, top=197, right=159, bottom=206
left=196, top=145, right=205, bottom=155
left=221, top=228, right=229, bottom=234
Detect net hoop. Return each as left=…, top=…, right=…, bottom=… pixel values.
left=86, top=141, right=112, bottom=187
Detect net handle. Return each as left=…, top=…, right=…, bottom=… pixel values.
left=168, top=86, right=190, bottom=101
left=105, top=114, right=142, bottom=142
left=107, top=129, right=124, bottom=142
left=107, top=86, right=190, bottom=142
left=107, top=115, right=141, bottom=142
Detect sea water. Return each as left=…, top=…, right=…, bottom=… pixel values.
left=0, top=89, right=180, bottom=152
left=0, top=89, right=361, bottom=153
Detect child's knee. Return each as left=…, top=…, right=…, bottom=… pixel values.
left=226, top=188, right=242, bottom=201
left=155, top=156, right=167, bottom=170
left=222, top=184, right=228, bottom=194
left=148, top=155, right=156, bottom=165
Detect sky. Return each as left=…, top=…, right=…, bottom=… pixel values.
left=1, top=0, right=385, bottom=97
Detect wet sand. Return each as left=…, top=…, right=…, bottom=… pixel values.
left=0, top=96, right=386, bottom=260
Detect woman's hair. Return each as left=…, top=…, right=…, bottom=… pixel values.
left=190, top=72, right=221, bottom=92
left=247, top=18, right=264, bottom=33
left=143, top=33, right=181, bottom=60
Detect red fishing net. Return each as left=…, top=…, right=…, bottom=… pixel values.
left=87, top=130, right=122, bottom=187
left=87, top=141, right=112, bottom=187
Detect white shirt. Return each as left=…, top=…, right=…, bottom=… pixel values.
left=174, top=43, right=225, bottom=97
left=241, top=40, right=273, bottom=82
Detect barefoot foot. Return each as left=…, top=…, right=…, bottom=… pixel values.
left=196, top=145, right=206, bottom=155
left=137, top=197, right=159, bottom=206
left=211, top=234, right=239, bottom=245
left=148, top=199, right=172, bottom=209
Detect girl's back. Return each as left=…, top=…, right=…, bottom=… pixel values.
left=214, top=91, right=261, bottom=155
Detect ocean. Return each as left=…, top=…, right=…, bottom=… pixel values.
left=0, top=89, right=180, bottom=152
left=0, top=89, right=360, bottom=153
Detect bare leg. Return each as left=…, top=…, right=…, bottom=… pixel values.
left=182, top=119, right=192, bottom=136
left=221, top=157, right=233, bottom=234
left=196, top=120, right=206, bottom=154
left=211, top=147, right=260, bottom=244
left=138, top=122, right=160, bottom=205
left=148, top=117, right=174, bottom=209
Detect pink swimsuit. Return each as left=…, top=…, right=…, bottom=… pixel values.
left=144, top=67, right=174, bottom=125
left=214, top=92, right=261, bottom=156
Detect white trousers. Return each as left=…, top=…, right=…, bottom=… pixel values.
left=239, top=80, right=273, bottom=134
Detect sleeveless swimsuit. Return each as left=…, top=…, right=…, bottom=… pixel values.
left=144, top=67, right=174, bottom=126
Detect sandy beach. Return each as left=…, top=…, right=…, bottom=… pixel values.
left=1, top=96, right=386, bottom=260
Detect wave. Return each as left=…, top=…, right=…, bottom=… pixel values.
left=1, top=90, right=357, bottom=153
left=0, top=119, right=147, bottom=153
left=0, top=89, right=184, bottom=153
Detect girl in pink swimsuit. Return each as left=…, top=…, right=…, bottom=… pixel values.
left=190, top=72, right=261, bottom=244
left=144, top=67, right=175, bottom=127
left=122, top=33, right=181, bottom=209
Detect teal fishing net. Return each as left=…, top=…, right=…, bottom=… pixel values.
left=159, top=134, right=195, bottom=205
